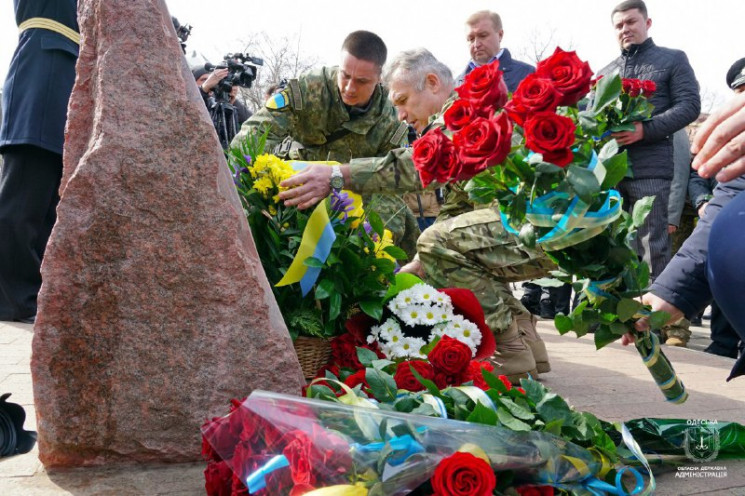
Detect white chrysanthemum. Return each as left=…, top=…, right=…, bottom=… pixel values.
left=366, top=334, right=377, bottom=345
left=369, top=324, right=382, bottom=341
left=378, top=318, right=401, bottom=339
left=398, top=336, right=427, bottom=358
left=432, top=290, right=453, bottom=308
left=397, top=304, right=425, bottom=326
left=408, top=283, right=439, bottom=304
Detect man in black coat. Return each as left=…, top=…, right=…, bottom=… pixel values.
left=456, top=10, right=534, bottom=92
left=597, top=0, right=700, bottom=282
left=0, top=0, right=78, bottom=323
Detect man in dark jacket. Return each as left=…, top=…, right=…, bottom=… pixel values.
left=0, top=0, right=78, bottom=323
left=456, top=10, right=534, bottom=92
left=597, top=0, right=700, bottom=281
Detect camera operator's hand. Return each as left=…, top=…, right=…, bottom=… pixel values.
left=200, top=68, right=229, bottom=93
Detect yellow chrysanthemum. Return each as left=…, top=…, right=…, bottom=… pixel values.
left=253, top=176, right=273, bottom=198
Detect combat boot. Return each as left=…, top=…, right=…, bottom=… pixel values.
left=516, top=312, right=551, bottom=373
left=487, top=319, right=539, bottom=383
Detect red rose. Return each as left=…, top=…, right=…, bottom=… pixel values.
left=431, top=451, right=496, bottom=496
left=535, top=47, right=593, bottom=106
left=433, top=370, right=469, bottom=388
left=330, top=333, right=384, bottom=369
left=428, top=335, right=472, bottom=375
left=453, top=111, right=512, bottom=179
left=201, top=416, right=238, bottom=462
left=343, top=369, right=369, bottom=390
left=523, top=111, right=576, bottom=167
left=204, top=460, right=233, bottom=496
left=394, top=360, right=435, bottom=391
left=517, top=485, right=555, bottom=496
left=412, top=127, right=460, bottom=188
left=505, top=74, right=562, bottom=126
left=282, top=431, right=316, bottom=487
left=467, top=360, right=495, bottom=390
left=641, top=79, right=656, bottom=95
left=444, top=99, right=478, bottom=132
left=457, top=60, right=509, bottom=114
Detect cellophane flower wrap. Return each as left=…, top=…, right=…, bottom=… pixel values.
left=202, top=390, right=657, bottom=495
left=228, top=131, right=406, bottom=339
left=411, top=47, right=685, bottom=403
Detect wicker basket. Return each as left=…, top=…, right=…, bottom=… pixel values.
left=293, top=336, right=332, bottom=380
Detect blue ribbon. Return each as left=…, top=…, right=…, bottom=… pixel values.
left=583, top=466, right=645, bottom=496
left=351, top=433, right=425, bottom=466
left=244, top=454, right=290, bottom=493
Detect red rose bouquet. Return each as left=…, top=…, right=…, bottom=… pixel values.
left=202, top=388, right=657, bottom=495
left=412, top=47, right=685, bottom=404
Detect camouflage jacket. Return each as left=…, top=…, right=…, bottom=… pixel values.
left=348, top=94, right=476, bottom=220
left=231, top=66, right=408, bottom=161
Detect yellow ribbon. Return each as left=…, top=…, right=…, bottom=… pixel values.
left=19, top=17, right=80, bottom=45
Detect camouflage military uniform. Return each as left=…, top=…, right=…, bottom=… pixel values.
left=231, top=66, right=418, bottom=259
left=347, top=101, right=555, bottom=336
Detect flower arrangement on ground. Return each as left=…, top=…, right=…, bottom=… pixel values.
left=228, top=132, right=406, bottom=339
left=411, top=47, right=685, bottom=403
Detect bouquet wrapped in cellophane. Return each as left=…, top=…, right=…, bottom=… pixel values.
left=202, top=390, right=657, bottom=495
left=411, top=47, right=685, bottom=403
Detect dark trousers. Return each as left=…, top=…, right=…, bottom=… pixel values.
left=705, top=302, right=742, bottom=359
left=618, top=177, right=671, bottom=281
left=0, top=145, right=62, bottom=320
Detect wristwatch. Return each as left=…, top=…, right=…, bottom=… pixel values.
left=330, top=165, right=344, bottom=192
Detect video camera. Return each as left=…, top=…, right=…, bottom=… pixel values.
left=171, top=16, right=192, bottom=54
left=204, top=53, right=263, bottom=149
left=205, top=53, right=264, bottom=103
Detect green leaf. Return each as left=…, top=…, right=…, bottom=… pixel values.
left=365, top=368, right=397, bottom=403
left=371, top=358, right=394, bottom=370
left=600, top=151, right=629, bottom=190
left=382, top=245, right=408, bottom=261
left=631, top=196, right=655, bottom=228
left=410, top=403, right=437, bottom=417
left=304, top=256, right=324, bottom=268
left=314, top=279, right=334, bottom=300
left=617, top=298, right=643, bottom=322
left=567, top=164, right=601, bottom=204
left=648, top=310, right=671, bottom=330
left=496, top=408, right=532, bottom=431
left=367, top=210, right=385, bottom=237
left=543, top=418, right=564, bottom=436
left=359, top=300, right=383, bottom=321
left=592, top=74, right=623, bottom=114
left=482, top=369, right=509, bottom=393
left=593, top=325, right=620, bottom=349
left=530, top=277, right=567, bottom=288
left=466, top=402, right=498, bottom=426
left=328, top=292, right=342, bottom=321
left=554, top=314, right=574, bottom=334
left=497, top=397, right=535, bottom=421
left=357, top=347, right=379, bottom=368
left=535, top=162, right=563, bottom=174
left=536, top=394, right=573, bottom=425
left=610, top=321, right=630, bottom=335
left=598, top=139, right=619, bottom=162
left=410, top=366, right=443, bottom=398
left=519, top=378, right=547, bottom=404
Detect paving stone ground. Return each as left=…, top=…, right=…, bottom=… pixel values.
left=1, top=318, right=744, bottom=495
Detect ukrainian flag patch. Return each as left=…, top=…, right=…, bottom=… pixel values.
left=266, top=90, right=290, bottom=110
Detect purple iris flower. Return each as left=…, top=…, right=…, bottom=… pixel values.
left=330, top=190, right=354, bottom=222
left=233, top=166, right=250, bottom=185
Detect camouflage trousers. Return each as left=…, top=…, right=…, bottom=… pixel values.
left=364, top=193, right=420, bottom=262
left=417, top=207, right=555, bottom=334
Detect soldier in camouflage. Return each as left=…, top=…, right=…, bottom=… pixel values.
left=279, top=48, right=556, bottom=381
left=230, top=31, right=418, bottom=259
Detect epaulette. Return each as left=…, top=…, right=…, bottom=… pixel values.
left=288, top=79, right=303, bottom=111
left=390, top=122, right=409, bottom=146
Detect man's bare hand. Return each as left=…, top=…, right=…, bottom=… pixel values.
left=398, top=259, right=425, bottom=278
left=620, top=292, right=683, bottom=345
left=278, top=164, right=333, bottom=210
left=611, top=121, right=644, bottom=146
left=691, top=90, right=745, bottom=182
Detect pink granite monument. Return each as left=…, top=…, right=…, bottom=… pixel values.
left=31, top=0, right=304, bottom=467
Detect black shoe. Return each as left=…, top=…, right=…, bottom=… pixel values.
left=13, top=315, right=35, bottom=324
left=690, top=317, right=703, bottom=326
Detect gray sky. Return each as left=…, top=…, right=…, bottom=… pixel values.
left=0, top=0, right=741, bottom=111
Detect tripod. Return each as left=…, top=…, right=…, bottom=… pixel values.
left=208, top=94, right=239, bottom=150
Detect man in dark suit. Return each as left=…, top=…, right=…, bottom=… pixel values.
left=456, top=10, right=534, bottom=92
left=0, top=0, right=78, bottom=323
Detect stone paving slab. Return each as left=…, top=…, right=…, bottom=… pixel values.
left=1, top=319, right=744, bottom=494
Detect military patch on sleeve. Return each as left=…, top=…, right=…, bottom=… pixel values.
left=266, top=90, right=290, bottom=110
left=288, top=79, right=303, bottom=111
left=390, top=122, right=409, bottom=146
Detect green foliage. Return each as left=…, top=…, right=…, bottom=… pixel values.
left=227, top=130, right=405, bottom=339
